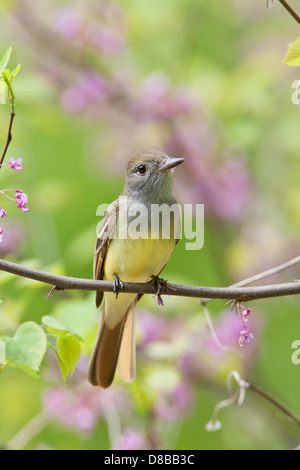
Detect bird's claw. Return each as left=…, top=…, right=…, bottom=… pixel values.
left=45, top=286, right=64, bottom=302
left=151, top=275, right=176, bottom=306
left=113, top=274, right=124, bottom=299
left=151, top=275, right=168, bottom=295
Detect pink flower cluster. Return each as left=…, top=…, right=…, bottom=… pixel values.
left=0, top=157, right=23, bottom=171
left=0, top=158, right=29, bottom=241
left=238, top=305, right=253, bottom=347
left=38, top=305, right=261, bottom=449
left=15, top=190, right=29, bottom=212
left=12, top=0, right=253, bottom=224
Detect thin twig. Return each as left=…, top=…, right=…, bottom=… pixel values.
left=207, top=373, right=300, bottom=432
left=249, top=383, right=300, bottom=427
left=0, top=72, right=16, bottom=167
left=45, top=286, right=64, bottom=302
left=6, top=382, right=94, bottom=450
left=1, top=258, right=300, bottom=302
left=203, top=305, right=241, bottom=354
left=6, top=410, right=50, bottom=450
left=232, top=255, right=300, bottom=287
left=278, top=0, right=300, bottom=25
left=201, top=255, right=300, bottom=306
left=0, top=111, right=15, bottom=167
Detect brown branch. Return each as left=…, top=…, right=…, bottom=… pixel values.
left=0, top=72, right=16, bottom=168
left=0, top=110, right=15, bottom=167
left=1, top=258, right=300, bottom=302
left=278, top=0, right=300, bottom=25
left=249, top=383, right=300, bottom=427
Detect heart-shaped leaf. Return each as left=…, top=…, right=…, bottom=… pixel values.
left=42, top=315, right=82, bottom=340
left=1, top=321, right=47, bottom=372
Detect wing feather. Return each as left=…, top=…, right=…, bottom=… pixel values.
left=94, top=198, right=119, bottom=307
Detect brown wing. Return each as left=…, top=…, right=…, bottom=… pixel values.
left=94, top=198, right=119, bottom=307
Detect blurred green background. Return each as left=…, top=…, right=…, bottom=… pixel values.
left=0, top=0, right=300, bottom=450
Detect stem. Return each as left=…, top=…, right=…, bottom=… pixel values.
left=0, top=72, right=15, bottom=167
left=5, top=382, right=95, bottom=450
left=231, top=255, right=300, bottom=288
left=6, top=410, right=50, bottom=450
left=201, top=255, right=300, bottom=306
left=203, top=305, right=240, bottom=354
left=0, top=189, right=17, bottom=201
left=1, top=258, right=300, bottom=302
left=0, top=112, right=15, bottom=167
left=249, top=383, right=300, bottom=427
left=277, top=0, right=300, bottom=25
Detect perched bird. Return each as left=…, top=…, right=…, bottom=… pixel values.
left=88, top=149, right=184, bottom=388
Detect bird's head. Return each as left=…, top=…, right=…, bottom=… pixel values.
left=123, top=149, right=184, bottom=202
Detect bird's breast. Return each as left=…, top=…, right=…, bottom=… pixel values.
left=103, top=199, right=181, bottom=282
left=103, top=236, right=175, bottom=282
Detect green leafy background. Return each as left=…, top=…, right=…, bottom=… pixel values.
left=0, top=0, right=300, bottom=450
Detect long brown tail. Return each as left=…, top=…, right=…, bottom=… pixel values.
left=88, top=302, right=136, bottom=388
left=117, top=300, right=136, bottom=383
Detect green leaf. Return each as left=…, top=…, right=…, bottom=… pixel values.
left=57, top=334, right=81, bottom=377
left=42, top=315, right=82, bottom=340
left=0, top=47, right=12, bottom=75
left=1, top=322, right=47, bottom=372
left=11, top=63, right=21, bottom=80
left=2, top=69, right=11, bottom=82
left=56, top=352, right=69, bottom=381
left=42, top=316, right=82, bottom=379
left=283, top=37, right=300, bottom=66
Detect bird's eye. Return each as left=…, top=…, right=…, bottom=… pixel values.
left=137, top=164, right=147, bottom=175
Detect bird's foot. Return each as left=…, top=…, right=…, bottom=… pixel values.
left=113, top=274, right=124, bottom=299
left=151, top=275, right=176, bottom=306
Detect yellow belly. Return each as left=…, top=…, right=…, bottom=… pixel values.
left=104, top=236, right=175, bottom=282
left=103, top=236, right=175, bottom=328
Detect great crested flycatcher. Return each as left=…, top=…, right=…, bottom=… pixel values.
left=88, top=149, right=184, bottom=388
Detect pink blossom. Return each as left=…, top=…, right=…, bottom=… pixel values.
left=87, top=27, right=124, bottom=54
left=242, top=308, right=251, bottom=322
left=239, top=329, right=254, bottom=347
left=0, top=227, right=3, bottom=242
left=112, top=429, right=144, bottom=450
left=0, top=222, right=26, bottom=255
left=61, top=73, right=109, bottom=113
left=55, top=9, right=81, bottom=40
left=8, top=157, right=23, bottom=171
left=15, top=190, right=29, bottom=212
left=154, top=383, right=194, bottom=422
left=0, top=208, right=7, bottom=218
left=43, top=388, right=98, bottom=433
left=204, top=310, right=247, bottom=353
left=74, top=405, right=96, bottom=432
left=238, top=304, right=254, bottom=347
left=139, top=72, right=193, bottom=120
left=138, top=312, right=168, bottom=344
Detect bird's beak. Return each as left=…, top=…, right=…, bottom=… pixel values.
left=156, top=157, right=185, bottom=173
